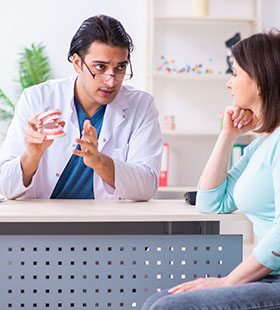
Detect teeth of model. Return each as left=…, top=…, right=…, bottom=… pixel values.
left=43, top=127, right=63, bottom=134
left=42, top=115, right=60, bottom=125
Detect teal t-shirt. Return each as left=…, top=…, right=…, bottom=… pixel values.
left=51, top=99, right=106, bottom=199
left=196, top=127, right=280, bottom=273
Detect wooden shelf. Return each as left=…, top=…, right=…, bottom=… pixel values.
left=162, top=130, right=219, bottom=137
left=154, top=16, right=257, bottom=24
left=162, top=130, right=258, bottom=139
left=153, top=72, right=229, bottom=81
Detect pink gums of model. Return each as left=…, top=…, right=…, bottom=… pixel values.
left=36, top=109, right=65, bottom=140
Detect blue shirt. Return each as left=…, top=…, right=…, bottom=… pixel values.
left=196, top=127, right=280, bottom=274
left=51, top=99, right=106, bottom=199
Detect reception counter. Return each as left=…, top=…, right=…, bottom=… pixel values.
left=0, top=199, right=246, bottom=310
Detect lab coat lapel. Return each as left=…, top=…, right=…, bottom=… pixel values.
left=98, top=88, right=128, bottom=152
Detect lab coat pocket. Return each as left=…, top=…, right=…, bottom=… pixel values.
left=113, top=145, right=129, bottom=161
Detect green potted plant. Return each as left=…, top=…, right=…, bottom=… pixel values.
left=0, top=43, right=52, bottom=122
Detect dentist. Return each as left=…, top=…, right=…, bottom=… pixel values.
left=0, top=15, right=162, bottom=200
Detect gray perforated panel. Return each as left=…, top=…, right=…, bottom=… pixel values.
left=0, top=235, right=242, bottom=309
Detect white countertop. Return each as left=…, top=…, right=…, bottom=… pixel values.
left=0, top=199, right=248, bottom=223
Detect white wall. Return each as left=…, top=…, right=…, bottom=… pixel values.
left=0, top=0, right=148, bottom=104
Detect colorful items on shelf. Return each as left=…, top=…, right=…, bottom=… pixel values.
left=156, top=55, right=223, bottom=75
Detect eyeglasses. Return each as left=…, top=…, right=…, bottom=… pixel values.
left=80, top=58, right=133, bottom=82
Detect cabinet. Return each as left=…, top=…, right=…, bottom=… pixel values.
left=148, top=0, right=260, bottom=190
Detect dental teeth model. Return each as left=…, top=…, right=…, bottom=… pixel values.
left=36, top=109, right=65, bottom=140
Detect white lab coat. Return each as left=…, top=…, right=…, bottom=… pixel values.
left=0, top=76, right=163, bottom=200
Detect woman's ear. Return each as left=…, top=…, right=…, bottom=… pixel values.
left=256, top=85, right=261, bottom=96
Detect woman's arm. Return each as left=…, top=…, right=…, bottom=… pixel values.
left=198, top=106, right=257, bottom=190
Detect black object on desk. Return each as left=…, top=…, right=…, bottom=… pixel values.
left=184, top=191, right=197, bottom=205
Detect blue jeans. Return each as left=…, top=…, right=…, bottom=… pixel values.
left=141, top=275, right=280, bottom=310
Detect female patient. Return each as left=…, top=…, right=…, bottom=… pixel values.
left=142, top=29, right=280, bottom=309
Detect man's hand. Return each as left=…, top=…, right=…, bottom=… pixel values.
left=73, top=119, right=115, bottom=188
left=25, top=116, right=54, bottom=158
left=73, top=119, right=101, bottom=169
left=21, top=115, right=65, bottom=187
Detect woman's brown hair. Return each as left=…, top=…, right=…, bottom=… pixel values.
left=232, top=29, right=280, bottom=133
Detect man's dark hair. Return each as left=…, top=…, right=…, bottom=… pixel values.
left=68, top=15, right=134, bottom=62
left=232, top=29, right=280, bottom=133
